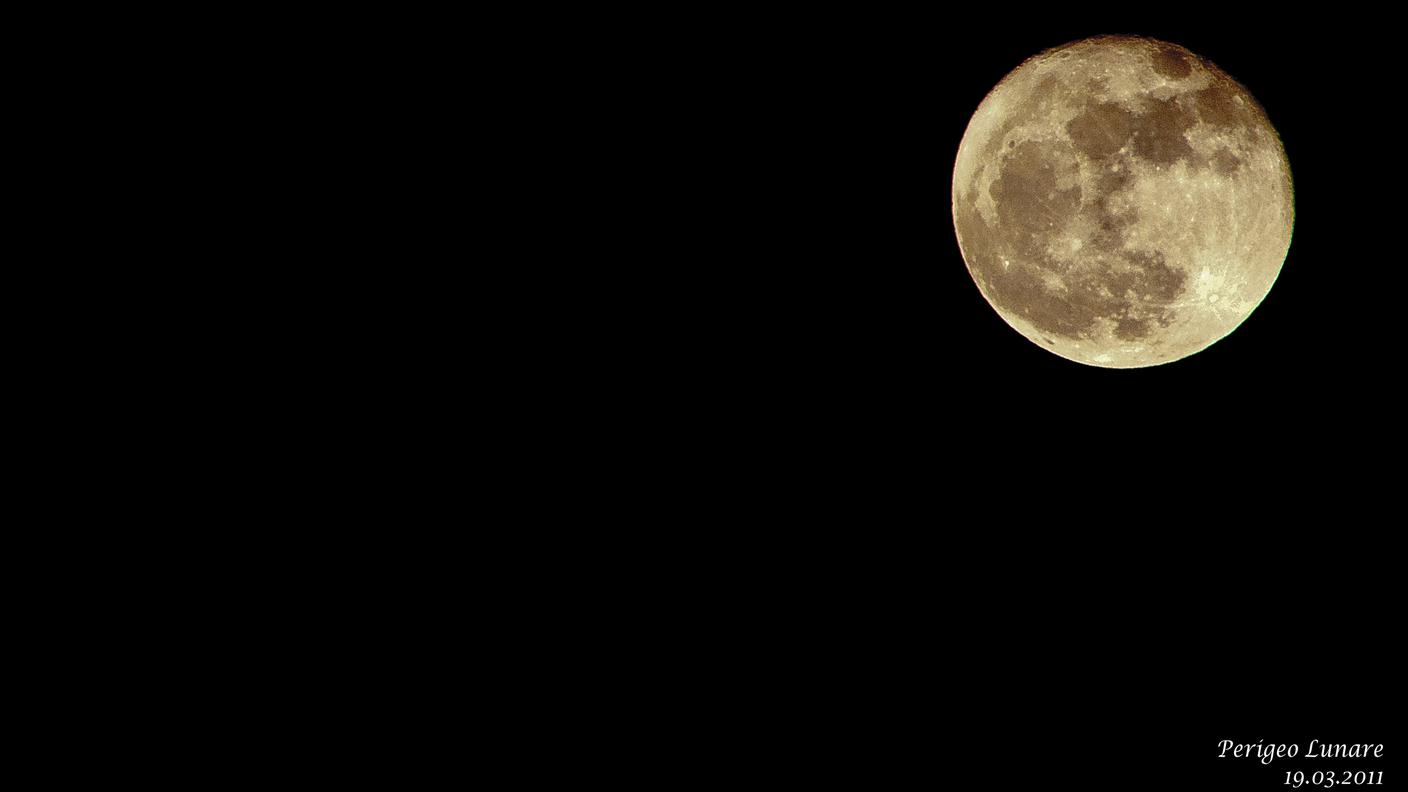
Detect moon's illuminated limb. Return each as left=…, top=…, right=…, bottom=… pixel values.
left=952, top=36, right=1293, bottom=368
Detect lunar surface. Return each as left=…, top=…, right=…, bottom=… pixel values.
left=952, top=37, right=1293, bottom=367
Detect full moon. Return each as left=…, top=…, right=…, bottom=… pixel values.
left=952, top=36, right=1293, bottom=367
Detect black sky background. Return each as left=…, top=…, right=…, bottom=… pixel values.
left=651, top=10, right=1400, bottom=788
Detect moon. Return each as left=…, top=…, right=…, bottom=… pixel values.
left=952, top=36, right=1293, bottom=367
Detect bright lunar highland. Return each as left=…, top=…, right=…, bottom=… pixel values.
left=952, top=36, right=1294, bottom=367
